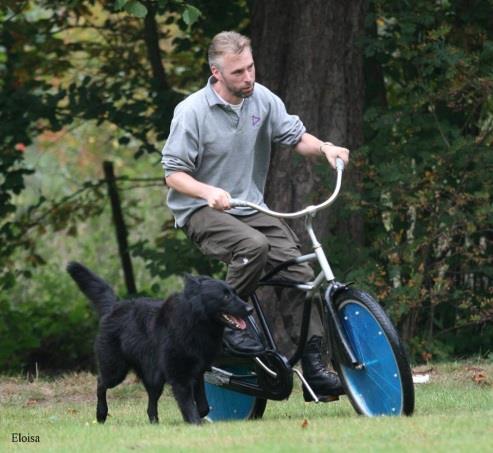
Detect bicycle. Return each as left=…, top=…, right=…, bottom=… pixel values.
left=203, top=158, right=415, bottom=420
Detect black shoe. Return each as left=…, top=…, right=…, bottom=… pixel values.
left=223, top=324, right=265, bottom=356
left=301, top=336, right=344, bottom=402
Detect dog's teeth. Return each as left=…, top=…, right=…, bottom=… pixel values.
left=222, top=313, right=243, bottom=329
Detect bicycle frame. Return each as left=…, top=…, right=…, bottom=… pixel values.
left=231, top=158, right=361, bottom=368
left=206, top=158, right=362, bottom=401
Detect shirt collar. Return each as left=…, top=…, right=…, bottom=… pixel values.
left=205, top=77, right=225, bottom=107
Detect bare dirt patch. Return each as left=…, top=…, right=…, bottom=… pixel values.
left=412, top=361, right=493, bottom=387
left=2, top=361, right=491, bottom=408
left=0, top=372, right=144, bottom=407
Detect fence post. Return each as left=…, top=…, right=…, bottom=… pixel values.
left=103, top=160, right=137, bottom=295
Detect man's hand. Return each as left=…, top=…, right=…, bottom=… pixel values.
left=204, top=187, right=232, bottom=211
left=165, top=172, right=232, bottom=211
left=320, top=142, right=350, bottom=169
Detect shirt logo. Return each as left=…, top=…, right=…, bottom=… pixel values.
left=251, top=115, right=261, bottom=127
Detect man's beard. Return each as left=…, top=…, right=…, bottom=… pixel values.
left=228, top=82, right=255, bottom=99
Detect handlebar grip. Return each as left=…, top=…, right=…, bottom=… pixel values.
left=229, top=198, right=248, bottom=208
left=336, top=157, right=345, bottom=172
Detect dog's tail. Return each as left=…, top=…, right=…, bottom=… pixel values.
left=66, top=261, right=116, bottom=317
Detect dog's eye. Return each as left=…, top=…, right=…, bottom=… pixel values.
left=223, top=294, right=229, bottom=301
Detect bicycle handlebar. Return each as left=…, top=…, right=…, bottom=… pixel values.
left=230, top=158, right=345, bottom=219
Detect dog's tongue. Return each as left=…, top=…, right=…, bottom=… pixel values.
left=234, top=316, right=247, bottom=330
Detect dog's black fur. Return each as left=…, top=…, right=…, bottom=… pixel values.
left=67, top=262, right=251, bottom=424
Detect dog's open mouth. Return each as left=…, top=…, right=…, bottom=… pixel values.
left=221, top=313, right=247, bottom=330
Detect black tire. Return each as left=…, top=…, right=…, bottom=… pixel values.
left=332, top=288, right=415, bottom=416
left=250, top=397, right=267, bottom=419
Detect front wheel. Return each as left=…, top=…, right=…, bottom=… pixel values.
left=333, top=288, right=415, bottom=416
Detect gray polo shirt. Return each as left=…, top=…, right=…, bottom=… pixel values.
left=161, top=77, right=306, bottom=227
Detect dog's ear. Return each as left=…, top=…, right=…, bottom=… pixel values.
left=183, top=273, right=201, bottom=298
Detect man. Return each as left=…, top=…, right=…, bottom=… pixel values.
left=162, top=31, right=349, bottom=402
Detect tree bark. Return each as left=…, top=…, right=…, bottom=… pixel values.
left=249, top=1, right=367, bottom=353
left=250, top=0, right=367, bottom=249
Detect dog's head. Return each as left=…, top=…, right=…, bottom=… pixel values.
left=184, top=275, right=252, bottom=330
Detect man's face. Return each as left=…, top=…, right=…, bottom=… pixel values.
left=212, top=49, right=255, bottom=99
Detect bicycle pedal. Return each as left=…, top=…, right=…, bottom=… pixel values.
left=316, top=394, right=340, bottom=403
left=303, top=391, right=340, bottom=403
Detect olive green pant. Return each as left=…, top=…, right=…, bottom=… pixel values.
left=184, top=207, right=324, bottom=344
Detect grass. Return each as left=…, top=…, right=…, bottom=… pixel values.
left=1, top=362, right=492, bottom=452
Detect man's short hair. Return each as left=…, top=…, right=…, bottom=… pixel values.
left=208, top=31, right=251, bottom=69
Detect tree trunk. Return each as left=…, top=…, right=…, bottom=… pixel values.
left=250, top=1, right=367, bottom=354
left=250, top=0, right=367, bottom=249
left=143, top=1, right=169, bottom=92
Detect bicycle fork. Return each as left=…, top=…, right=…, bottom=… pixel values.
left=305, top=214, right=363, bottom=370
left=323, top=283, right=363, bottom=370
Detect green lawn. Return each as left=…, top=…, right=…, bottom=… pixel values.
left=1, top=362, right=492, bottom=452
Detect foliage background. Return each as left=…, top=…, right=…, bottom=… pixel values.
left=0, top=0, right=492, bottom=373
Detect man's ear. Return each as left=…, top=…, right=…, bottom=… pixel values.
left=210, top=64, right=222, bottom=81
left=183, top=273, right=201, bottom=298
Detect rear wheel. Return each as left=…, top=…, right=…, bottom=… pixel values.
left=333, top=288, right=414, bottom=416
left=204, top=365, right=267, bottom=421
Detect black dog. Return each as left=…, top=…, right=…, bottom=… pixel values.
left=67, top=262, right=251, bottom=424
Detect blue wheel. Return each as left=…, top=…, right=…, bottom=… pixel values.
left=334, top=289, right=414, bottom=416
left=204, top=365, right=267, bottom=421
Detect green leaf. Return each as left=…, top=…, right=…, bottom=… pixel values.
left=182, top=5, right=201, bottom=26
left=124, top=1, right=148, bottom=18
left=114, top=0, right=129, bottom=10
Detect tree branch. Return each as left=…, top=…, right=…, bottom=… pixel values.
left=143, top=1, right=169, bottom=91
